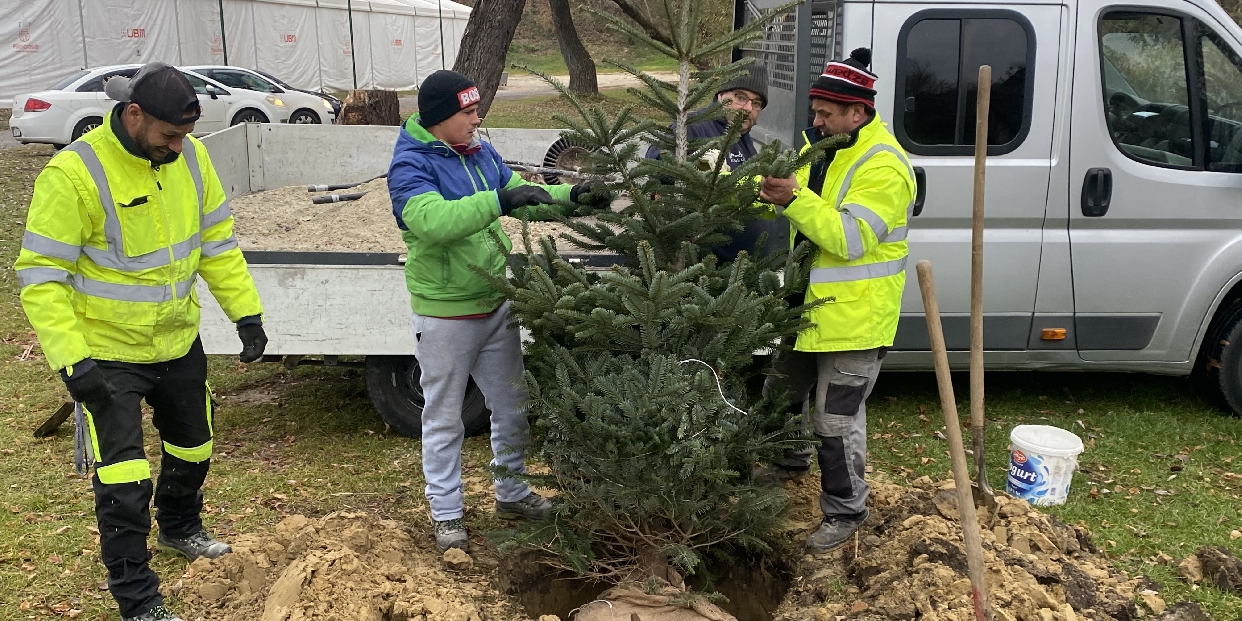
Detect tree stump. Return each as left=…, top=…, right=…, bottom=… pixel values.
left=335, top=89, right=401, bottom=126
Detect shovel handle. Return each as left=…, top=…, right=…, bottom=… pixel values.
left=971, top=65, right=994, bottom=495
left=917, top=260, right=993, bottom=621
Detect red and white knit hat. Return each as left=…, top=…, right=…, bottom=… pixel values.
left=809, top=48, right=877, bottom=107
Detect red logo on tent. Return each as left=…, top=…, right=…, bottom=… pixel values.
left=283, top=34, right=297, bottom=43
left=17, top=28, right=30, bottom=42
left=393, top=39, right=402, bottom=47
left=457, top=86, right=480, bottom=108
left=124, top=28, right=146, bottom=39
left=1013, top=449, right=1027, bottom=464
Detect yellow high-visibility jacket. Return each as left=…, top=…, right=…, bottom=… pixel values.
left=14, top=112, right=263, bottom=371
left=777, top=114, right=915, bottom=352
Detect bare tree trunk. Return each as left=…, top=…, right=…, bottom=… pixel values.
left=453, top=0, right=528, bottom=117
left=549, top=0, right=598, bottom=95
left=336, top=89, right=401, bottom=125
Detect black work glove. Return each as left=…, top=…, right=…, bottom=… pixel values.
left=60, top=359, right=115, bottom=404
left=237, top=316, right=268, bottom=363
left=497, top=185, right=555, bottom=216
left=570, top=180, right=613, bottom=208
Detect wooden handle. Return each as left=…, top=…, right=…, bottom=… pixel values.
left=970, top=66, right=994, bottom=495
left=916, top=260, right=993, bottom=621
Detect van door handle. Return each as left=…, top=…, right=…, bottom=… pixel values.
left=1080, top=167, right=1112, bottom=217
left=912, top=166, right=927, bottom=216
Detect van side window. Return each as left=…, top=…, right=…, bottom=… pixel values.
left=1202, top=32, right=1242, bottom=171
left=895, top=11, right=1035, bottom=156
left=1099, top=13, right=1194, bottom=167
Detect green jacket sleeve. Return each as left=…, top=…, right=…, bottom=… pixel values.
left=14, top=164, right=94, bottom=371
left=503, top=171, right=577, bottom=221
left=781, top=161, right=911, bottom=262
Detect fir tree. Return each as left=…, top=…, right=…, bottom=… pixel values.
left=494, top=0, right=845, bottom=582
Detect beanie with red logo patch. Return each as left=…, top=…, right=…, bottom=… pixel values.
left=809, top=48, right=877, bottom=108
left=417, top=70, right=481, bottom=129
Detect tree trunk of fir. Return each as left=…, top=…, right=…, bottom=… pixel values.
left=549, top=0, right=598, bottom=95
left=336, top=89, right=401, bottom=125
left=453, top=0, right=528, bottom=117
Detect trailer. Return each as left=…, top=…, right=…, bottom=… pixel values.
left=196, top=122, right=607, bottom=437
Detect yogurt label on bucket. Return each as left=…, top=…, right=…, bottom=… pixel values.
left=1007, top=449, right=1044, bottom=493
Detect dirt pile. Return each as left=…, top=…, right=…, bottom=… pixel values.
left=776, top=478, right=1151, bottom=621
left=176, top=512, right=513, bottom=621
left=230, top=181, right=591, bottom=255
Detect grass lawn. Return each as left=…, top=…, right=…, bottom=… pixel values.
left=506, top=46, right=679, bottom=76
left=0, top=104, right=1240, bottom=619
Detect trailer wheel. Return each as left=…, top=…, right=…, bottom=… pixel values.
left=364, top=355, right=491, bottom=438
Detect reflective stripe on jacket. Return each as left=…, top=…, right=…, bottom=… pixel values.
left=779, top=114, right=915, bottom=352
left=14, top=113, right=263, bottom=370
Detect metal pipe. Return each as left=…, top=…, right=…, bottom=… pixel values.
left=347, top=0, right=358, bottom=89
left=311, top=192, right=368, bottom=204
left=217, top=0, right=229, bottom=65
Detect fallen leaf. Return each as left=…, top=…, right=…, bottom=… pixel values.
left=54, top=526, right=70, bottom=535
left=47, top=554, right=62, bottom=565
left=1090, top=487, right=1100, bottom=499
left=1231, top=530, right=1241, bottom=540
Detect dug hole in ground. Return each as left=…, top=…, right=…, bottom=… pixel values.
left=174, top=468, right=1187, bottom=621
left=197, top=184, right=1222, bottom=621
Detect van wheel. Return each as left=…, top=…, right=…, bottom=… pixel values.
left=364, top=355, right=491, bottom=438
left=1194, top=299, right=1242, bottom=415
left=72, top=116, right=102, bottom=142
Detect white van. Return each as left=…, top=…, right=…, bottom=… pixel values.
left=739, top=0, right=1242, bottom=413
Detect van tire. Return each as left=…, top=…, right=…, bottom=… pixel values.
left=364, top=355, right=491, bottom=438
left=1194, top=299, right=1242, bottom=415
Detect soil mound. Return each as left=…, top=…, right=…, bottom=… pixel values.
left=230, top=181, right=589, bottom=255
left=776, top=478, right=1149, bottom=621
left=177, top=512, right=508, bottom=621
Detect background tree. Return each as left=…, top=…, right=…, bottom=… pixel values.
left=498, top=0, right=839, bottom=586
left=549, top=0, right=599, bottom=95
left=453, top=0, right=528, bottom=116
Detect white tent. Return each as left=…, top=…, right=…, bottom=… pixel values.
left=0, top=0, right=472, bottom=106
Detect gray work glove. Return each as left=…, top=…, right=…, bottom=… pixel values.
left=497, top=185, right=555, bottom=216
left=237, top=316, right=267, bottom=363
left=60, top=359, right=115, bottom=404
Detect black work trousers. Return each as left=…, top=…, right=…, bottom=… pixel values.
left=82, top=338, right=213, bottom=618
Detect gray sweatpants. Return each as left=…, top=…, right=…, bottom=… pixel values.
left=412, top=301, right=533, bottom=521
left=765, top=346, right=884, bottom=517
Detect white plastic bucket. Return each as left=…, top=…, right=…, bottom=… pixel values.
left=1006, top=424, right=1084, bottom=506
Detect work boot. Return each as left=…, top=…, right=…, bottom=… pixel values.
left=122, top=605, right=184, bottom=621
left=753, top=464, right=811, bottom=486
left=434, top=518, right=469, bottom=552
left=158, top=529, right=232, bottom=560
left=805, top=509, right=869, bottom=553
left=495, top=491, right=553, bottom=520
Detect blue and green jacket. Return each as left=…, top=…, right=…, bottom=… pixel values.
left=387, top=114, right=573, bottom=317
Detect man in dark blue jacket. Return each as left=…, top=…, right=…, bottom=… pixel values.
left=644, top=64, right=784, bottom=261
left=388, top=70, right=608, bottom=552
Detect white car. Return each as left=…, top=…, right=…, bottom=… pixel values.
left=185, top=66, right=336, bottom=124
left=10, top=65, right=291, bottom=148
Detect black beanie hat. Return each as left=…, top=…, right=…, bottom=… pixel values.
left=417, top=70, right=480, bottom=128
left=809, top=48, right=877, bottom=108
left=717, top=62, right=768, bottom=108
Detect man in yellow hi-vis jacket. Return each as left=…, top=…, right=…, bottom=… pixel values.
left=760, top=48, right=916, bottom=553
left=14, top=63, right=266, bottom=621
